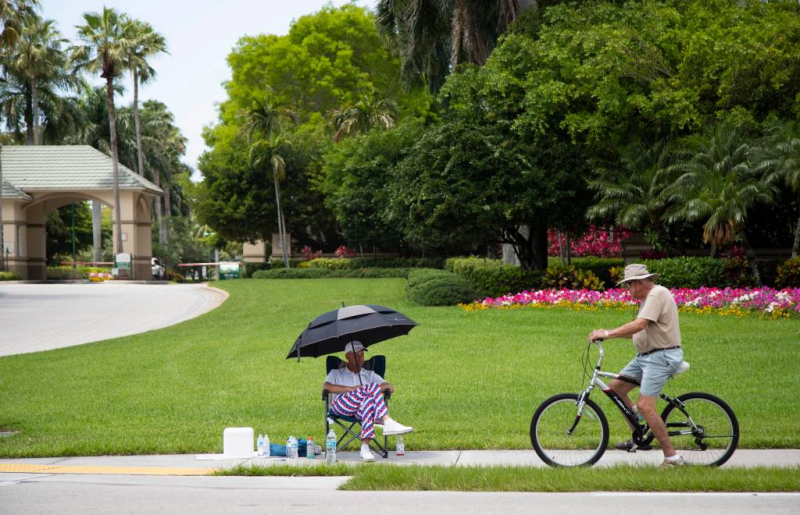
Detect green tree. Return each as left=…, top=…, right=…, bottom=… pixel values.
left=125, top=19, right=166, bottom=177
left=664, top=121, right=774, bottom=282
left=375, top=0, right=528, bottom=93
left=45, top=202, right=92, bottom=264
left=327, top=94, right=397, bottom=142
left=322, top=123, right=419, bottom=251
left=759, top=119, right=800, bottom=258
left=70, top=7, right=134, bottom=254
left=196, top=4, right=426, bottom=250
left=0, top=0, right=39, bottom=272
left=5, top=14, right=69, bottom=145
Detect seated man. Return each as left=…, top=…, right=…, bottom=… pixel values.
left=323, top=341, right=413, bottom=461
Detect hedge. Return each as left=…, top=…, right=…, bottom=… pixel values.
left=45, top=266, right=108, bottom=280
left=0, top=271, right=21, bottom=281
left=243, top=262, right=271, bottom=278
left=251, top=268, right=411, bottom=279
left=405, top=269, right=478, bottom=306
left=445, top=257, right=544, bottom=297
left=306, top=257, right=445, bottom=270
left=777, top=257, right=800, bottom=288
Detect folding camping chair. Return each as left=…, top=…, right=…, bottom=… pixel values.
left=322, top=355, right=390, bottom=458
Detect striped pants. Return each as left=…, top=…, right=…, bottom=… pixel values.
left=330, top=383, right=388, bottom=440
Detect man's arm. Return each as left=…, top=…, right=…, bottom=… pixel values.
left=322, top=382, right=356, bottom=394
left=588, top=317, right=649, bottom=342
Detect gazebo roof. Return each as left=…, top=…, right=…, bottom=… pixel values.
left=1, top=178, right=31, bottom=200
left=1, top=145, right=163, bottom=196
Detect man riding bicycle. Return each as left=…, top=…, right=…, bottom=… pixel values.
left=588, top=263, right=685, bottom=468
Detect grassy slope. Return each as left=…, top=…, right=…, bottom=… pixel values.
left=0, top=278, right=798, bottom=457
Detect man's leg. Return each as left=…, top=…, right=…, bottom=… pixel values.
left=637, top=394, right=676, bottom=458
left=609, top=378, right=638, bottom=430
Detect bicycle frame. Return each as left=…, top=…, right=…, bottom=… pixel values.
left=572, top=342, right=694, bottom=447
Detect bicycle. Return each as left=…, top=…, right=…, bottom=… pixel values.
left=530, top=341, right=739, bottom=468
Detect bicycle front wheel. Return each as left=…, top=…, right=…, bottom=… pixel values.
left=531, top=393, right=609, bottom=467
left=660, top=392, right=739, bottom=467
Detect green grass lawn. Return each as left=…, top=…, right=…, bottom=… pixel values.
left=216, top=463, right=800, bottom=492
left=0, top=278, right=798, bottom=458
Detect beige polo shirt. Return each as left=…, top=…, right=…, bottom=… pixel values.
left=633, top=284, right=681, bottom=354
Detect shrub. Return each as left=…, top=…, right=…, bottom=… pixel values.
left=0, top=271, right=21, bottom=281
left=243, top=262, right=271, bottom=278
left=572, top=257, right=624, bottom=287
left=722, top=257, right=756, bottom=288
left=445, top=257, right=543, bottom=297
left=545, top=265, right=604, bottom=291
left=406, top=269, right=454, bottom=290
left=268, top=258, right=306, bottom=269
left=776, top=257, right=800, bottom=288
left=643, top=257, right=725, bottom=288
left=307, top=257, right=445, bottom=270
left=166, top=270, right=185, bottom=283
left=306, top=258, right=353, bottom=270
left=406, top=271, right=478, bottom=306
left=46, top=266, right=89, bottom=280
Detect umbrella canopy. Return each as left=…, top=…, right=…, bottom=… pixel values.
left=286, top=304, right=417, bottom=360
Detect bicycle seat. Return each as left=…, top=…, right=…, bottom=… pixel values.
left=671, top=361, right=690, bottom=378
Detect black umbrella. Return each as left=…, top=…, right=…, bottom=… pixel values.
left=286, top=304, right=417, bottom=361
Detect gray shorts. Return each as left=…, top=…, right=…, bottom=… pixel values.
left=618, top=347, right=684, bottom=397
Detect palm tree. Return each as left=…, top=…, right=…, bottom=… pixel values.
left=327, top=94, right=397, bottom=142
left=125, top=19, right=166, bottom=176
left=0, top=0, right=38, bottom=271
left=587, top=140, right=673, bottom=238
left=663, top=121, right=774, bottom=283
left=240, top=93, right=296, bottom=268
left=6, top=14, right=70, bottom=145
left=69, top=7, right=134, bottom=255
left=0, top=0, right=38, bottom=49
left=757, top=120, right=800, bottom=258
left=375, top=0, right=526, bottom=93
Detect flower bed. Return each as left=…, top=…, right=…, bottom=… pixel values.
left=460, top=287, right=800, bottom=319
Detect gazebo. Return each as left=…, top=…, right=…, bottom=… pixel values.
left=0, top=145, right=163, bottom=280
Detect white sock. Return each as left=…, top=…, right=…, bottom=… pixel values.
left=361, top=442, right=370, bottom=450
left=664, top=454, right=682, bottom=462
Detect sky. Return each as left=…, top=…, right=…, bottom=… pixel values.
left=40, top=0, right=376, bottom=179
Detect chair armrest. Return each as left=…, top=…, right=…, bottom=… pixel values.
left=382, top=388, right=392, bottom=401
left=322, top=389, right=330, bottom=401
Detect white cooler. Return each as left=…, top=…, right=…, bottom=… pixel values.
left=223, top=427, right=254, bottom=458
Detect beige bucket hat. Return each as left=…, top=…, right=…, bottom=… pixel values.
left=617, top=263, right=659, bottom=286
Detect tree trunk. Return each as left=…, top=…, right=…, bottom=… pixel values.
left=154, top=171, right=165, bottom=245
left=92, top=201, right=102, bottom=263
left=531, top=222, right=549, bottom=271
left=273, top=173, right=289, bottom=268
left=793, top=194, right=800, bottom=259
left=31, top=77, right=40, bottom=145
left=133, top=69, right=145, bottom=176
left=739, top=231, right=762, bottom=286
left=24, top=84, right=33, bottom=145
left=163, top=181, right=171, bottom=245
left=106, top=77, right=123, bottom=255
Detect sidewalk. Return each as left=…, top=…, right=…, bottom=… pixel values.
left=1, top=449, right=798, bottom=477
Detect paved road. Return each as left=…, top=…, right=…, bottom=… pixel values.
left=0, top=283, right=227, bottom=356
left=0, top=474, right=797, bottom=515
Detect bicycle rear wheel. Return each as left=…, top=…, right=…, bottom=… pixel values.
left=660, top=392, right=739, bottom=467
left=531, top=393, right=609, bottom=467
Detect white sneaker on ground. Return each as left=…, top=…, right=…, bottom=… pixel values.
left=360, top=444, right=375, bottom=462
left=659, top=455, right=685, bottom=468
left=382, top=418, right=413, bottom=436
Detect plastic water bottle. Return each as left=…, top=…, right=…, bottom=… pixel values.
left=326, top=428, right=336, bottom=464
left=263, top=433, right=270, bottom=457
left=291, top=436, right=299, bottom=460
left=287, top=436, right=294, bottom=459
left=306, top=437, right=315, bottom=459
left=257, top=434, right=264, bottom=457
left=396, top=435, right=405, bottom=456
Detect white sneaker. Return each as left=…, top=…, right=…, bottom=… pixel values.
left=360, top=444, right=375, bottom=462
left=382, top=419, right=413, bottom=436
